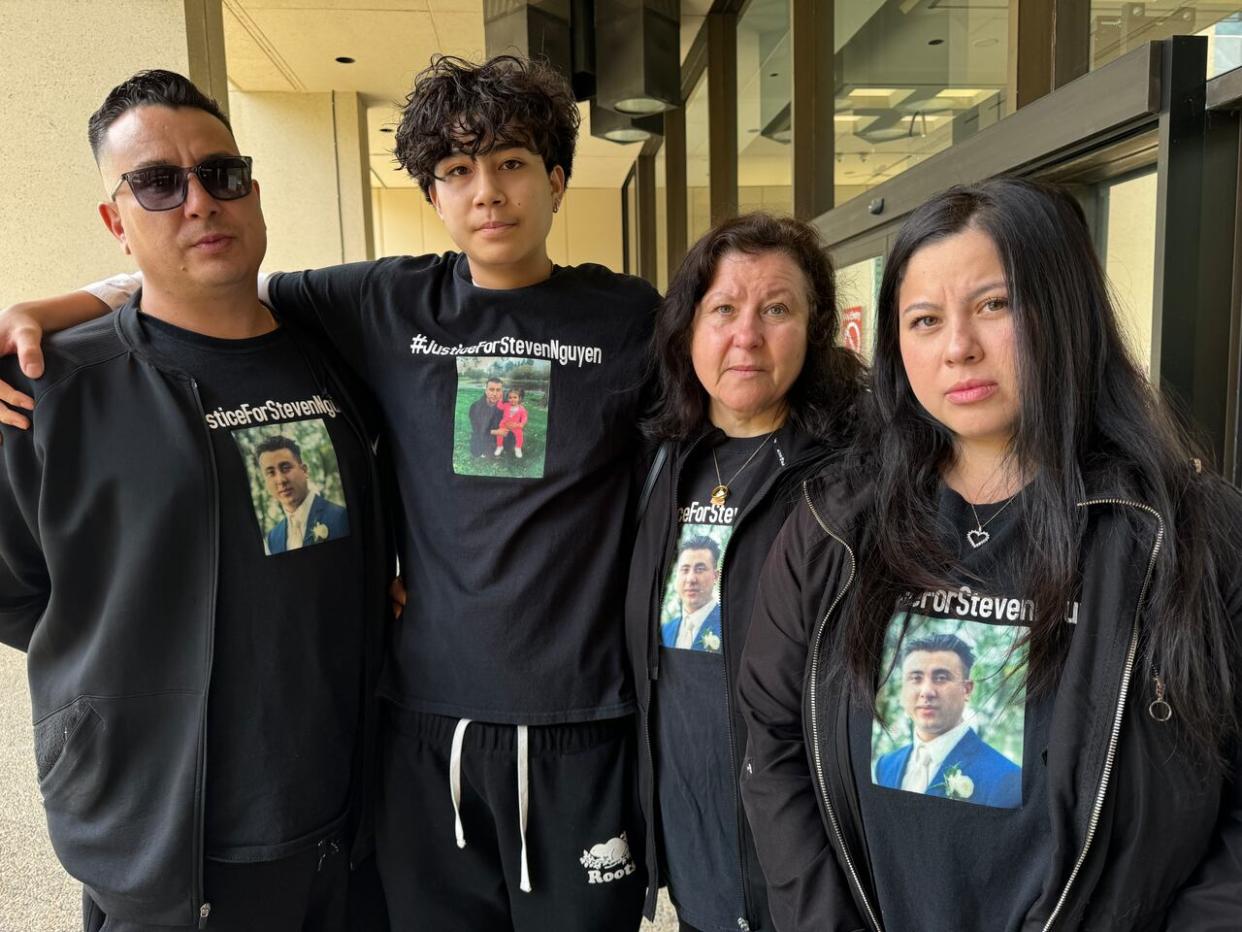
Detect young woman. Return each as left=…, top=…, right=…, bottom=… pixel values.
left=737, top=178, right=1241, bottom=931
left=625, top=213, right=863, bottom=932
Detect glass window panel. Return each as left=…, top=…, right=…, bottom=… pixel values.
left=836, top=254, right=885, bottom=361
left=834, top=0, right=1010, bottom=208
left=738, top=0, right=793, bottom=216
left=686, top=71, right=711, bottom=243
left=655, top=144, right=669, bottom=291
left=1090, top=2, right=1242, bottom=78
left=1099, top=168, right=1158, bottom=374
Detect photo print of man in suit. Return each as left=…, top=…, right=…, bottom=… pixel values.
left=255, top=434, right=350, bottom=554
left=873, top=632, right=1022, bottom=808
left=660, top=534, right=724, bottom=653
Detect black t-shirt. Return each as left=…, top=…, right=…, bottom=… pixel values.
left=139, top=314, right=369, bottom=860
left=269, top=253, right=657, bottom=724
left=654, top=433, right=780, bottom=932
left=850, top=486, right=1067, bottom=931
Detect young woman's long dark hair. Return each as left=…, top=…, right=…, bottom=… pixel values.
left=645, top=212, right=864, bottom=442
left=844, top=177, right=1238, bottom=770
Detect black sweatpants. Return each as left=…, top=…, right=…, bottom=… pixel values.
left=82, top=835, right=349, bottom=931
left=376, top=706, right=646, bottom=932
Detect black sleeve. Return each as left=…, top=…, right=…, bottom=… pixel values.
left=1162, top=483, right=1242, bottom=927
left=737, top=506, right=867, bottom=932
left=0, top=367, right=50, bottom=651
left=266, top=262, right=377, bottom=376
left=1161, top=749, right=1242, bottom=929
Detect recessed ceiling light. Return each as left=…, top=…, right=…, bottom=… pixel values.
left=602, top=127, right=652, bottom=143
left=335, top=56, right=355, bottom=64
left=613, top=96, right=672, bottom=115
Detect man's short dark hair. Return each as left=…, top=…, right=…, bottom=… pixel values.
left=88, top=69, right=232, bottom=161
left=394, top=55, right=580, bottom=201
left=486, top=377, right=503, bottom=387
left=679, top=535, right=720, bottom=569
left=901, top=633, right=974, bottom=678
left=253, top=435, right=303, bottom=469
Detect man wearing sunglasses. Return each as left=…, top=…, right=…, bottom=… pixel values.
left=0, top=71, right=390, bottom=931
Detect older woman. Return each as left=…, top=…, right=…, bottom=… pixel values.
left=738, top=179, right=1242, bottom=931
left=624, top=213, right=864, bottom=932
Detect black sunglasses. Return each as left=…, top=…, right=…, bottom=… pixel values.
left=110, top=156, right=254, bottom=211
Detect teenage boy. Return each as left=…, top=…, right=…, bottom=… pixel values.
left=0, top=55, right=657, bottom=931
left=0, top=71, right=390, bottom=931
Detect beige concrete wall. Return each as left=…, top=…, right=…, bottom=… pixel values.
left=373, top=186, right=624, bottom=273
left=0, top=1, right=228, bottom=306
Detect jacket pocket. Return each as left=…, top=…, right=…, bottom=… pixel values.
left=38, top=693, right=201, bottom=926
left=35, top=698, right=101, bottom=785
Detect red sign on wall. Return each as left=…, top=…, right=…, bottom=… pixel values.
left=842, top=306, right=864, bottom=353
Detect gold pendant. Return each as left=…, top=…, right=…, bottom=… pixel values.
left=710, top=484, right=729, bottom=506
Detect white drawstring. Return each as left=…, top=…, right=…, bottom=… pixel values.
left=449, top=719, right=533, bottom=892
left=449, top=718, right=472, bottom=849
left=517, top=724, right=531, bottom=893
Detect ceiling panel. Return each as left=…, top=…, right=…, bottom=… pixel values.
left=231, top=0, right=635, bottom=189
left=224, top=3, right=301, bottom=91
left=425, top=9, right=487, bottom=60
left=241, top=1, right=430, bottom=9
left=243, top=9, right=442, bottom=98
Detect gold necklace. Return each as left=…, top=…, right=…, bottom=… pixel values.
left=710, top=431, right=776, bottom=506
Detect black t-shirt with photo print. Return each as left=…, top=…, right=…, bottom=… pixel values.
left=269, top=254, right=657, bottom=724
left=139, top=314, right=369, bottom=860
left=849, top=486, right=1065, bottom=932
left=654, top=432, right=778, bottom=932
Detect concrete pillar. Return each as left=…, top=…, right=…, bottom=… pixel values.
left=331, top=91, right=375, bottom=264
left=0, top=0, right=227, bottom=305
left=227, top=90, right=374, bottom=272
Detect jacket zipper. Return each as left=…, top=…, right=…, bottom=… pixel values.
left=1039, top=498, right=1164, bottom=931
left=311, top=362, right=378, bottom=872
left=641, top=443, right=685, bottom=901
left=708, top=436, right=798, bottom=929
left=189, top=379, right=219, bottom=929
left=802, top=483, right=883, bottom=932
left=717, top=537, right=752, bottom=928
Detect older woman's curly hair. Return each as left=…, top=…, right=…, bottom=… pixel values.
left=645, top=212, right=865, bottom=442
left=394, top=55, right=581, bottom=201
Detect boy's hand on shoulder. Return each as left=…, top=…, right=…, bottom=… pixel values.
left=0, top=303, right=41, bottom=430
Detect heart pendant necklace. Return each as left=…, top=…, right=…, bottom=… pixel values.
left=967, top=493, right=1019, bottom=549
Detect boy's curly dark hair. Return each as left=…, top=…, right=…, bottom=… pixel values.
left=394, top=55, right=581, bottom=201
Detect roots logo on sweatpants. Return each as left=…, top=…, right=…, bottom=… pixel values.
left=579, top=832, right=636, bottom=885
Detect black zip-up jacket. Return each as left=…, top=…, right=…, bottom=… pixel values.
left=0, top=301, right=393, bottom=928
left=625, top=423, right=832, bottom=929
left=737, top=473, right=1242, bottom=932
